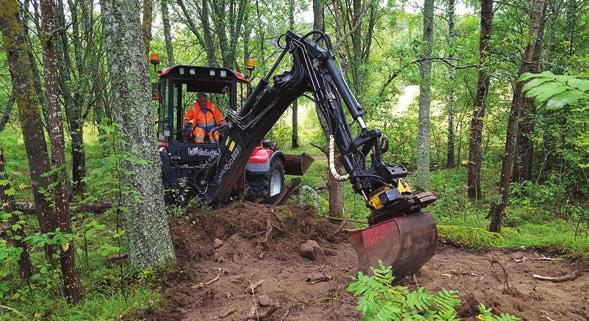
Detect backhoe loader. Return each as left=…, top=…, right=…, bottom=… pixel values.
left=153, top=31, right=438, bottom=277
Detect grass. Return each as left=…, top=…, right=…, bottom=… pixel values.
left=289, top=154, right=589, bottom=256
left=0, top=288, right=159, bottom=321
left=429, top=164, right=589, bottom=256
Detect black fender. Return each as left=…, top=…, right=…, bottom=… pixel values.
left=160, top=149, right=179, bottom=189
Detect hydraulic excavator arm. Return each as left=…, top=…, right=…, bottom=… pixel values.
left=194, top=31, right=438, bottom=277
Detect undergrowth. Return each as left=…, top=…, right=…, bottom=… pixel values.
left=294, top=159, right=589, bottom=256
left=347, top=261, right=520, bottom=321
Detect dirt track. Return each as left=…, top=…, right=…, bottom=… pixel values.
left=139, top=203, right=588, bottom=321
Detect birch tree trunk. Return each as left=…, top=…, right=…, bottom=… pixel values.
left=40, top=0, right=83, bottom=303
left=489, top=0, right=547, bottom=232
left=0, top=0, right=57, bottom=262
left=467, top=0, right=494, bottom=199
left=446, top=0, right=456, bottom=168
left=416, top=0, right=434, bottom=190
left=160, top=0, right=175, bottom=65
left=101, top=0, right=175, bottom=268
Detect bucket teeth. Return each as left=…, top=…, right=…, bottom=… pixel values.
left=408, top=192, right=436, bottom=213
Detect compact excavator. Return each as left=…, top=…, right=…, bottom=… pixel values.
left=154, top=31, right=438, bottom=277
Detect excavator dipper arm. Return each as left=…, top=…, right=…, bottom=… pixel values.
left=195, top=31, right=438, bottom=277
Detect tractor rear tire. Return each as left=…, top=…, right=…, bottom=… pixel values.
left=246, top=158, right=285, bottom=204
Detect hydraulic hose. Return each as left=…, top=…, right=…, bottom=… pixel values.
left=328, top=135, right=349, bottom=181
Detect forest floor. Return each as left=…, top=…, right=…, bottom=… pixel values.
left=137, top=202, right=588, bottom=321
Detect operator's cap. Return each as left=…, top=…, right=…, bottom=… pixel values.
left=197, top=92, right=208, bottom=99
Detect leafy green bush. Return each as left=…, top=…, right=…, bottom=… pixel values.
left=347, top=261, right=520, bottom=321
left=510, top=180, right=566, bottom=207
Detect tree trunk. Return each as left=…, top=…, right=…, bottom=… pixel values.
left=513, top=0, right=548, bottom=183
left=0, top=0, right=56, bottom=262
left=40, top=0, right=84, bottom=303
left=291, top=99, right=299, bottom=149
left=312, top=0, right=343, bottom=217
left=71, top=126, right=86, bottom=193
left=327, top=148, right=345, bottom=218
left=101, top=0, right=175, bottom=269
left=289, top=0, right=299, bottom=149
left=489, top=0, right=546, bottom=232
left=416, top=0, right=434, bottom=190
left=0, top=93, right=15, bottom=132
left=446, top=0, right=456, bottom=168
left=142, top=0, right=153, bottom=59
left=176, top=0, right=218, bottom=66
left=467, top=0, right=493, bottom=199
left=160, top=0, right=175, bottom=65
left=0, top=151, right=33, bottom=281
left=22, top=0, right=47, bottom=114
left=55, top=0, right=88, bottom=195
left=312, top=0, right=324, bottom=32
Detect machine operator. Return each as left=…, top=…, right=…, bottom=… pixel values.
left=183, top=92, right=225, bottom=143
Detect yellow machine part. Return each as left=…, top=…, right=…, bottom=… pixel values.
left=367, top=179, right=413, bottom=210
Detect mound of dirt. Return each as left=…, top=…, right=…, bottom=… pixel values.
left=189, top=202, right=345, bottom=243
left=139, top=203, right=589, bottom=321
left=139, top=202, right=358, bottom=321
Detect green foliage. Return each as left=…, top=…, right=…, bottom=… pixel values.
left=0, top=0, right=588, bottom=319
left=430, top=167, right=589, bottom=255
left=520, top=72, right=589, bottom=109
left=0, top=239, right=21, bottom=280
left=477, top=304, right=520, bottom=321
left=347, top=262, right=520, bottom=321
left=520, top=72, right=589, bottom=186
left=347, top=261, right=461, bottom=321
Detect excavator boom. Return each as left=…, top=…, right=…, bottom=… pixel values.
left=194, top=31, right=438, bottom=278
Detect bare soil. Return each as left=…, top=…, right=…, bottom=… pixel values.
left=138, top=203, right=588, bottom=321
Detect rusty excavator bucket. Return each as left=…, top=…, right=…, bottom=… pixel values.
left=349, top=211, right=438, bottom=278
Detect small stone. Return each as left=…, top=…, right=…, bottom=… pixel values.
left=324, top=248, right=337, bottom=256
left=213, top=238, right=224, bottom=249
left=299, top=240, right=325, bottom=261
left=258, top=294, right=273, bottom=306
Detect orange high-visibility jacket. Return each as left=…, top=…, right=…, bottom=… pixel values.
left=184, top=100, right=225, bottom=130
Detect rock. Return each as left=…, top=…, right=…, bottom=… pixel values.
left=323, top=248, right=337, bottom=256
left=214, top=234, right=256, bottom=263
left=258, top=294, right=273, bottom=306
left=213, top=238, right=224, bottom=249
left=299, top=240, right=325, bottom=261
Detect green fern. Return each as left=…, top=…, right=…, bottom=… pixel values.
left=477, top=304, right=520, bottom=321
left=347, top=262, right=520, bottom=321
left=347, top=261, right=460, bottom=321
